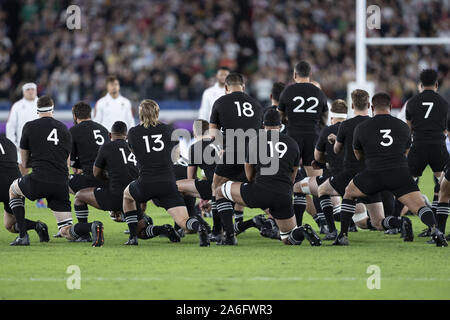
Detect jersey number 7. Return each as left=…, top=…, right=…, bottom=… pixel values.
left=422, top=102, right=434, bottom=119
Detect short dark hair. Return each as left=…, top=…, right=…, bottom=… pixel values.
left=271, top=82, right=286, bottom=102
left=111, top=121, right=128, bottom=135
left=225, top=73, right=244, bottom=86
left=72, top=101, right=91, bottom=120
left=263, top=108, right=281, bottom=126
left=37, top=96, right=54, bottom=110
left=351, top=89, right=370, bottom=111
left=217, top=66, right=230, bottom=73
left=331, top=99, right=348, bottom=114
left=295, top=61, right=311, bottom=77
left=106, top=75, right=119, bottom=84
left=193, top=119, right=209, bottom=136
left=372, top=92, right=391, bottom=110
left=419, top=69, right=438, bottom=87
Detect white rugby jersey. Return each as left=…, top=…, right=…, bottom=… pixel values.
left=93, top=93, right=135, bottom=132
left=6, top=97, right=39, bottom=147
left=198, top=82, right=226, bottom=121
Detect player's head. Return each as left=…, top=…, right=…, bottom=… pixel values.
left=224, top=72, right=245, bottom=93
left=216, top=67, right=230, bottom=87
left=22, top=82, right=37, bottom=101
left=351, top=89, right=370, bottom=111
left=263, top=108, right=282, bottom=130
left=37, top=96, right=54, bottom=117
left=193, top=119, right=209, bottom=139
left=419, top=69, right=438, bottom=91
left=72, top=101, right=91, bottom=124
left=294, top=61, right=311, bottom=81
left=371, top=92, right=392, bottom=114
left=330, top=99, right=348, bottom=123
left=106, top=75, right=120, bottom=96
left=139, top=99, right=160, bottom=128
left=110, top=121, right=128, bottom=140
left=270, top=82, right=285, bottom=105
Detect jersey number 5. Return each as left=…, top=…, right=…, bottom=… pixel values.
left=47, top=128, right=59, bottom=145
left=93, top=130, right=105, bottom=145
left=143, top=134, right=164, bottom=153
left=422, top=102, right=434, bottom=119
left=380, top=129, right=393, bottom=147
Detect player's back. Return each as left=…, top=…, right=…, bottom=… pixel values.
left=95, top=139, right=138, bottom=194
left=249, top=130, right=300, bottom=194
left=20, top=117, right=72, bottom=183
left=354, top=114, right=411, bottom=171
left=406, top=90, right=449, bottom=145
left=70, top=120, right=110, bottom=174
left=316, top=122, right=344, bottom=173
left=278, top=82, right=328, bottom=134
left=0, top=135, right=19, bottom=170
left=127, top=123, right=175, bottom=181
left=188, top=138, right=218, bottom=181
left=337, top=115, right=370, bottom=170
left=210, top=91, right=263, bottom=133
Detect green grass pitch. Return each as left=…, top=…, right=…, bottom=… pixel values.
left=0, top=166, right=449, bottom=300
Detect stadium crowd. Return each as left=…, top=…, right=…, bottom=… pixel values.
left=0, top=0, right=449, bottom=107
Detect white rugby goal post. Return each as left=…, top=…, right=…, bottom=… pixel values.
left=348, top=0, right=450, bottom=116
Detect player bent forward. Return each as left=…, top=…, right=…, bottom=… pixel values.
left=215, top=109, right=321, bottom=246
left=122, top=99, right=210, bottom=246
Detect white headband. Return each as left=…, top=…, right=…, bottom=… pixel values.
left=37, top=105, right=54, bottom=113
left=330, top=112, right=347, bottom=119
left=22, top=83, right=37, bottom=91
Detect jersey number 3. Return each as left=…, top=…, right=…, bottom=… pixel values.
left=47, top=128, right=59, bottom=145
left=380, top=129, right=393, bottom=147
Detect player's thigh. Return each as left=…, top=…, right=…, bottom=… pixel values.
left=407, top=145, right=428, bottom=177
left=75, top=187, right=99, bottom=206
left=176, top=179, right=199, bottom=197
left=327, top=170, right=355, bottom=197
left=318, top=178, right=340, bottom=197
left=94, top=188, right=123, bottom=211
left=275, top=216, right=297, bottom=234
left=218, top=181, right=246, bottom=207
left=398, top=191, right=426, bottom=215
left=429, top=144, right=449, bottom=174
left=365, top=202, right=385, bottom=227
left=15, top=174, right=40, bottom=200
left=439, top=177, right=450, bottom=202
left=195, top=179, right=213, bottom=200
left=386, top=168, right=420, bottom=200
left=46, top=183, right=71, bottom=213
left=350, top=171, right=381, bottom=199
left=167, top=206, right=190, bottom=227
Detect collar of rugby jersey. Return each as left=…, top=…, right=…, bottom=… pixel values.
left=106, top=92, right=122, bottom=101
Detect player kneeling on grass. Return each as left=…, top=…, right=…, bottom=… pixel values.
left=8, top=96, right=104, bottom=246
left=122, top=99, right=209, bottom=246
left=215, top=109, right=321, bottom=246
left=337, top=92, right=447, bottom=247
left=1, top=135, right=49, bottom=241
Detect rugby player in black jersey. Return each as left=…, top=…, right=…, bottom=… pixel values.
left=342, top=92, right=447, bottom=246
left=122, top=100, right=209, bottom=246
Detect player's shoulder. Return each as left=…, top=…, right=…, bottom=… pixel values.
left=96, top=95, right=108, bottom=104
left=11, top=98, right=24, bottom=109
left=119, top=95, right=132, bottom=105
left=0, top=135, right=16, bottom=147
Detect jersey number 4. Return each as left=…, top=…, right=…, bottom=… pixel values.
left=380, top=129, right=393, bottom=147
left=143, top=134, right=164, bottom=153
left=47, top=128, right=59, bottom=145
left=293, top=96, right=319, bottom=113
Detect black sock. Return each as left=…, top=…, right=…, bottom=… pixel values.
left=381, top=216, right=402, bottom=230
left=418, top=206, right=437, bottom=229
left=293, top=193, right=306, bottom=226
left=381, top=191, right=395, bottom=217
left=339, top=199, right=356, bottom=236
left=75, top=204, right=89, bottom=223
left=211, top=196, right=222, bottom=234
left=144, top=225, right=166, bottom=239
left=432, top=194, right=439, bottom=216
left=124, top=210, right=138, bottom=238
left=10, top=198, right=26, bottom=237
left=288, top=227, right=305, bottom=245
left=186, top=217, right=200, bottom=232
left=319, top=195, right=336, bottom=232
left=333, top=205, right=341, bottom=221
left=184, top=195, right=196, bottom=217
left=234, top=210, right=244, bottom=223
left=216, top=198, right=235, bottom=235
left=235, top=219, right=256, bottom=233
left=69, top=222, right=93, bottom=239
left=393, top=199, right=403, bottom=217
left=313, top=213, right=325, bottom=227
left=436, top=202, right=449, bottom=233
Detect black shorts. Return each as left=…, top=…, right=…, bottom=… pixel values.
left=94, top=188, right=123, bottom=211
left=316, top=172, right=330, bottom=186
left=69, top=174, right=107, bottom=193
left=0, top=168, right=21, bottom=214
left=353, top=168, right=419, bottom=199
left=241, top=183, right=293, bottom=220
left=289, top=133, right=318, bottom=167
left=329, top=168, right=381, bottom=203
left=195, top=179, right=212, bottom=200
left=407, top=144, right=449, bottom=177
left=18, top=174, right=71, bottom=212
left=215, top=163, right=247, bottom=182
left=129, top=178, right=185, bottom=210
left=294, top=167, right=307, bottom=183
